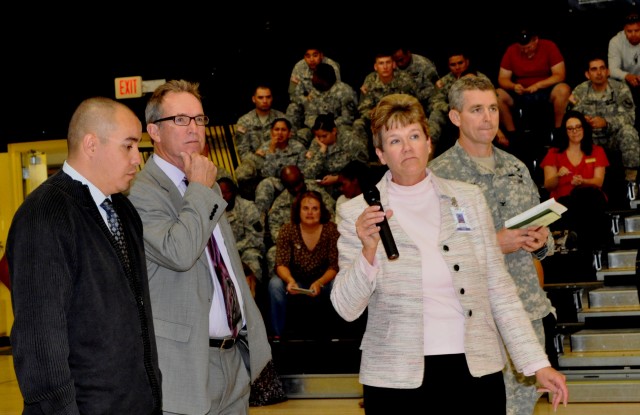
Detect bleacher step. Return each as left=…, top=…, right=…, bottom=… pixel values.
left=589, top=286, right=639, bottom=308
left=577, top=306, right=640, bottom=322
left=613, top=231, right=640, bottom=244
left=558, top=347, right=640, bottom=368
left=280, top=373, right=362, bottom=399
left=550, top=379, right=640, bottom=402
left=607, top=249, right=637, bottom=268
left=595, top=267, right=635, bottom=281
left=570, top=328, right=640, bottom=352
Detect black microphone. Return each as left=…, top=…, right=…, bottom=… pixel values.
left=363, top=186, right=399, bottom=260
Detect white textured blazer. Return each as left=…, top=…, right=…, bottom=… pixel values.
left=330, top=169, right=549, bottom=389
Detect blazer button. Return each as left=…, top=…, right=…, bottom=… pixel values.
left=453, top=264, right=460, bottom=271
left=468, top=310, right=472, bottom=317
left=443, top=245, right=449, bottom=252
left=459, top=288, right=465, bottom=295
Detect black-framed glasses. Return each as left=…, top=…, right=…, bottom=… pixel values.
left=566, top=125, right=583, bottom=132
left=152, top=115, right=209, bottom=126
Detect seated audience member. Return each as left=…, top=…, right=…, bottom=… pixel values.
left=264, top=165, right=335, bottom=284
left=429, top=50, right=492, bottom=156
left=568, top=55, right=640, bottom=200
left=335, top=159, right=372, bottom=217
left=289, top=46, right=341, bottom=99
left=608, top=11, right=640, bottom=133
left=358, top=51, right=421, bottom=121
left=391, top=46, right=440, bottom=111
left=268, top=190, right=339, bottom=339
left=218, top=177, right=265, bottom=297
left=287, top=62, right=360, bottom=147
left=248, top=118, right=307, bottom=211
left=540, top=110, right=610, bottom=252
left=495, top=26, right=571, bottom=153
left=234, top=85, right=291, bottom=184
left=304, top=113, right=369, bottom=198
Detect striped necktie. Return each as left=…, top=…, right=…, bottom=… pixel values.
left=207, top=235, right=242, bottom=336
left=101, top=198, right=131, bottom=270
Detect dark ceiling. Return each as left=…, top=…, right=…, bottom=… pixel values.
left=2, top=1, right=637, bottom=152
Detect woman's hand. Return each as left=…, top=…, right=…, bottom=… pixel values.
left=356, top=205, right=393, bottom=263
left=309, top=280, right=323, bottom=297
left=535, top=367, right=569, bottom=411
left=286, top=280, right=301, bottom=295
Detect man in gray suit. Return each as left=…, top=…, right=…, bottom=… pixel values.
left=129, top=79, right=271, bottom=415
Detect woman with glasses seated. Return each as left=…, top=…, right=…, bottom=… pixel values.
left=540, top=110, right=610, bottom=252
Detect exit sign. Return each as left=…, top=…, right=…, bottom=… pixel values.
left=115, top=76, right=143, bottom=99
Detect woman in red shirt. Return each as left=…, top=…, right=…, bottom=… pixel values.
left=540, top=110, right=610, bottom=251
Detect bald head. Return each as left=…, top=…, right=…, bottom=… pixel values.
left=67, top=97, right=139, bottom=157
left=66, top=96, right=143, bottom=195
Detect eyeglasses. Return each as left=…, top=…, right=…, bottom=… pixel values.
left=566, top=125, right=583, bottom=132
left=152, top=115, right=209, bottom=126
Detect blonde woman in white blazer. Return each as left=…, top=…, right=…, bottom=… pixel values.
left=330, top=93, right=568, bottom=414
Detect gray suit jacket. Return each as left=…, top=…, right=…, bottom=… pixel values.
left=128, top=157, right=270, bottom=414
left=331, top=170, right=549, bottom=388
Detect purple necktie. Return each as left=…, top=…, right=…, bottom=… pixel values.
left=207, top=235, right=242, bottom=336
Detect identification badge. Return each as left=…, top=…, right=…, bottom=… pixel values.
left=451, top=197, right=471, bottom=231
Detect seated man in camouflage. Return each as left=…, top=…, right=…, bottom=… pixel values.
left=569, top=55, right=640, bottom=193
left=286, top=62, right=360, bottom=147
left=218, top=177, right=265, bottom=297
left=234, top=85, right=291, bottom=184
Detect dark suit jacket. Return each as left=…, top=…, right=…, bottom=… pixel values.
left=8, top=170, right=162, bottom=414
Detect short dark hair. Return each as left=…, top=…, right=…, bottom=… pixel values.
left=625, top=12, right=640, bottom=25
left=339, top=160, right=370, bottom=184
left=311, top=113, right=336, bottom=132
left=517, top=27, right=538, bottom=45
left=314, top=62, right=337, bottom=84
left=271, top=117, right=292, bottom=130
left=217, top=176, right=237, bottom=192
left=291, top=190, right=331, bottom=224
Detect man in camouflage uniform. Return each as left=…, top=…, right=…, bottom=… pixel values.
left=428, top=51, right=490, bottom=155
left=429, top=76, right=556, bottom=415
left=569, top=56, right=640, bottom=185
left=234, top=85, right=290, bottom=182
left=286, top=62, right=360, bottom=147
left=303, top=114, right=369, bottom=197
left=392, top=47, right=440, bottom=111
left=357, top=53, right=421, bottom=124
left=288, top=47, right=341, bottom=99
left=356, top=51, right=421, bottom=159
left=217, top=177, right=265, bottom=299
left=264, top=165, right=335, bottom=281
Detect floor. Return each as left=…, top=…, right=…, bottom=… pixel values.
left=2, top=349, right=640, bottom=415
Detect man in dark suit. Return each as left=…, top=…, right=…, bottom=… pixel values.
left=8, top=97, right=162, bottom=414
left=128, top=79, right=271, bottom=415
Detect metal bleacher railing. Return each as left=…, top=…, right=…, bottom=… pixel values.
left=139, top=124, right=240, bottom=181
